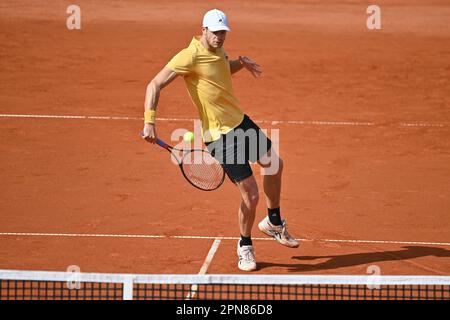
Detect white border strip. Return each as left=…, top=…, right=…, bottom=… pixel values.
left=1, top=114, right=448, bottom=128
left=0, top=269, right=449, bottom=286
left=0, top=232, right=449, bottom=247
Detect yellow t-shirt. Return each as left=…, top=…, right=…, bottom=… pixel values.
left=166, top=36, right=244, bottom=142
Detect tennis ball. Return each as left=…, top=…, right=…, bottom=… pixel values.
left=183, top=131, right=194, bottom=142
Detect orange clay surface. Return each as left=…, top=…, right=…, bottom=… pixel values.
left=0, top=0, right=449, bottom=276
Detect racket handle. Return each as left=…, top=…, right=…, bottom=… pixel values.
left=155, top=138, right=169, bottom=149
left=141, top=132, right=171, bottom=150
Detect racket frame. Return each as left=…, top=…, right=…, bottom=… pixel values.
left=155, top=138, right=225, bottom=191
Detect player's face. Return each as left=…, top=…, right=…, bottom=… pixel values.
left=204, top=28, right=227, bottom=49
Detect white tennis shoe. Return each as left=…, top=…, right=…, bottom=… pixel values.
left=237, top=241, right=257, bottom=271
left=258, top=216, right=299, bottom=248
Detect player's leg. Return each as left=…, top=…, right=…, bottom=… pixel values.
left=234, top=174, right=258, bottom=271
left=235, top=174, right=258, bottom=271
left=257, top=148, right=299, bottom=248
left=205, top=122, right=258, bottom=271
left=236, top=174, right=259, bottom=240
left=258, top=148, right=283, bottom=211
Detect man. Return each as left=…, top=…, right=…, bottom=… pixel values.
left=142, top=9, right=298, bottom=271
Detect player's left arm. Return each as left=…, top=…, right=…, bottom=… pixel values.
left=229, top=56, right=262, bottom=77
left=229, top=58, right=244, bottom=74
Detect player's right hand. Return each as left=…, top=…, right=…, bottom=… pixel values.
left=142, top=123, right=157, bottom=143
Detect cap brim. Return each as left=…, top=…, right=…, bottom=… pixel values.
left=207, top=24, right=231, bottom=32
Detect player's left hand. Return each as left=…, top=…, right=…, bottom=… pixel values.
left=239, top=56, right=262, bottom=78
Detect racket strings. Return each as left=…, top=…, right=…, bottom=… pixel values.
left=181, top=151, right=224, bottom=190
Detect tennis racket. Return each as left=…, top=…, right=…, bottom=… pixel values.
left=142, top=135, right=225, bottom=191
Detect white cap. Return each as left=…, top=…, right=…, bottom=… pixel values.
left=202, top=9, right=231, bottom=32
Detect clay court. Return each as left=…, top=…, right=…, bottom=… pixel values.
left=0, top=0, right=449, bottom=280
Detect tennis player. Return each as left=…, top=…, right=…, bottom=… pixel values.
left=142, top=9, right=298, bottom=271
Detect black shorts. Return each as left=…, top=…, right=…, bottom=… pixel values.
left=205, top=114, right=272, bottom=183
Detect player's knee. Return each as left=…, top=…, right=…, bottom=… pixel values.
left=243, top=188, right=259, bottom=209
left=247, top=190, right=259, bottom=209
left=237, top=175, right=259, bottom=209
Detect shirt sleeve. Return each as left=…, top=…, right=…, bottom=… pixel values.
left=166, top=48, right=194, bottom=76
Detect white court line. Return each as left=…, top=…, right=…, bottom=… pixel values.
left=0, top=114, right=141, bottom=121
left=0, top=232, right=448, bottom=247
left=186, top=238, right=221, bottom=300
left=0, top=113, right=448, bottom=128
left=197, top=239, right=222, bottom=275
left=400, top=123, right=446, bottom=128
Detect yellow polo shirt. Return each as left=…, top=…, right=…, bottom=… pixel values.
left=166, top=36, right=244, bottom=142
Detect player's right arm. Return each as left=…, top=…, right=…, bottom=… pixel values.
left=142, top=67, right=178, bottom=143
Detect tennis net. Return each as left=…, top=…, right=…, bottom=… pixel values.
left=0, top=270, right=449, bottom=300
